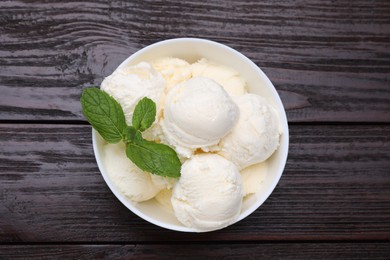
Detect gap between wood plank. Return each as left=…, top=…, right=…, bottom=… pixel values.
left=0, top=239, right=389, bottom=246
left=0, top=120, right=389, bottom=126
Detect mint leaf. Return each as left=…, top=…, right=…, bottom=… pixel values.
left=126, top=126, right=137, bottom=143
left=81, top=88, right=127, bottom=143
left=132, top=97, right=156, bottom=131
left=126, top=138, right=181, bottom=178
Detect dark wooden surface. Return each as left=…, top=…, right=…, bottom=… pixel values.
left=1, top=243, right=390, bottom=259
left=0, top=0, right=389, bottom=258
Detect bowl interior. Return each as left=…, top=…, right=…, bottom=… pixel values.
left=93, top=38, right=289, bottom=232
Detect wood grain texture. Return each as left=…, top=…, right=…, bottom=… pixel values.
left=0, top=124, right=389, bottom=242
left=0, top=243, right=389, bottom=259
left=0, top=0, right=389, bottom=122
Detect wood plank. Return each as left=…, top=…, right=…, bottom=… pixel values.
left=0, top=124, right=389, bottom=242
left=0, top=0, right=389, bottom=122
left=0, top=243, right=389, bottom=259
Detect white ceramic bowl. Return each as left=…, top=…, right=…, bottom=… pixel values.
left=92, top=38, right=289, bottom=232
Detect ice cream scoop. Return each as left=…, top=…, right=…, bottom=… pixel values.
left=171, top=154, right=243, bottom=231
left=219, top=94, right=281, bottom=170
left=191, top=58, right=247, bottom=96
left=161, top=76, right=239, bottom=157
left=100, top=61, right=165, bottom=125
left=102, top=142, right=163, bottom=202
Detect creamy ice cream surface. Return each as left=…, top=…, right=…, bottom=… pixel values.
left=100, top=61, right=165, bottom=125
left=152, top=57, right=192, bottom=92
left=155, top=189, right=174, bottom=212
left=171, top=154, right=243, bottom=231
left=150, top=173, right=175, bottom=190
left=161, top=76, right=239, bottom=158
left=191, top=58, right=247, bottom=96
left=240, top=162, right=268, bottom=196
left=219, top=94, right=281, bottom=170
left=102, top=142, right=164, bottom=202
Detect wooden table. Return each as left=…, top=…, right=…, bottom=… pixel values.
left=1, top=0, right=389, bottom=258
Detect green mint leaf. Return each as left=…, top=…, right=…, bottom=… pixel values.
left=126, top=137, right=181, bottom=178
left=126, top=126, right=137, bottom=143
left=81, top=87, right=127, bottom=143
left=132, top=97, right=156, bottom=132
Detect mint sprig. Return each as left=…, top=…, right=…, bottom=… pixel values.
left=81, top=88, right=181, bottom=178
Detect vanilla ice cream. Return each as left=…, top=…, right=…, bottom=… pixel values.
left=171, top=154, right=243, bottom=231
left=103, top=142, right=163, bottom=202
left=150, top=173, right=174, bottom=190
left=219, top=94, right=281, bottom=169
left=152, top=57, right=192, bottom=92
left=155, top=189, right=174, bottom=212
left=142, top=122, right=166, bottom=143
left=101, top=61, right=166, bottom=125
left=191, top=58, right=247, bottom=96
left=240, top=162, right=268, bottom=196
left=161, top=76, right=239, bottom=157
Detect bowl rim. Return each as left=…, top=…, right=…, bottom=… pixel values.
left=92, top=37, right=289, bottom=232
